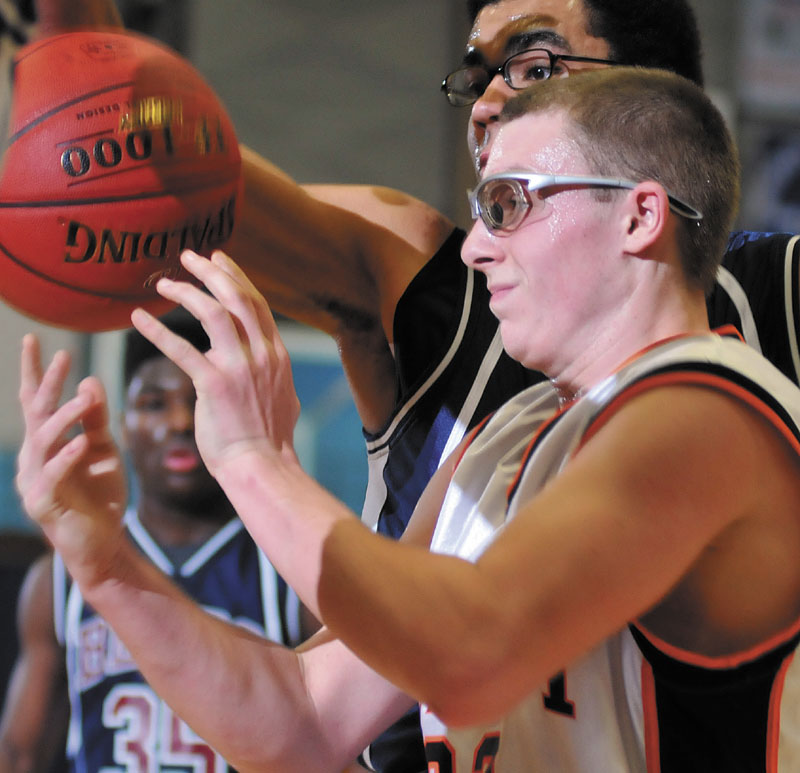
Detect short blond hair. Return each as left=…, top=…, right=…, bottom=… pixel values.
left=501, top=68, right=740, bottom=294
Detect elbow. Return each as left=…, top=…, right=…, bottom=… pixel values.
left=413, top=607, right=523, bottom=727
left=222, top=711, right=337, bottom=773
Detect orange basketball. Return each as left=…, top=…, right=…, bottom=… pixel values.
left=0, top=30, right=242, bottom=332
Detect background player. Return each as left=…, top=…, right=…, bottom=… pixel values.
left=0, top=310, right=317, bottom=773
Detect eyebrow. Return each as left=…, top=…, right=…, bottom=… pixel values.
left=463, top=22, right=572, bottom=66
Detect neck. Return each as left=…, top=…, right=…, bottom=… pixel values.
left=135, top=493, right=236, bottom=547
left=549, top=276, right=710, bottom=402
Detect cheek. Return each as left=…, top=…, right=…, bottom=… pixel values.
left=125, top=417, right=167, bottom=448
left=467, top=125, right=481, bottom=174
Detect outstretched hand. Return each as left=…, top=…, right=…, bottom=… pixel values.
left=16, top=335, right=127, bottom=588
left=131, top=249, right=302, bottom=480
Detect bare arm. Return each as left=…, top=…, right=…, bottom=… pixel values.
left=233, top=146, right=453, bottom=343
left=230, top=148, right=455, bottom=429
left=34, top=0, right=123, bottom=34
left=0, top=555, right=68, bottom=773
left=128, top=262, right=800, bottom=731
left=311, top=386, right=800, bottom=726
left=81, top=544, right=413, bottom=771
left=14, top=335, right=414, bottom=772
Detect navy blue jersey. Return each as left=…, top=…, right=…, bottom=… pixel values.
left=54, top=511, right=302, bottom=773
left=360, top=228, right=800, bottom=772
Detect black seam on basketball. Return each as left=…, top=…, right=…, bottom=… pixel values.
left=0, top=239, right=169, bottom=302
left=64, top=161, right=237, bottom=189
left=0, top=177, right=238, bottom=207
left=11, top=33, right=73, bottom=64
left=7, top=82, right=137, bottom=145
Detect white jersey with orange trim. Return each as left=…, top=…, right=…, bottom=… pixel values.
left=420, top=331, right=800, bottom=773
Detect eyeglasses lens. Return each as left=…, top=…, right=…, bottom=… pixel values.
left=446, top=68, right=490, bottom=106
left=505, top=50, right=556, bottom=88
left=481, top=179, right=531, bottom=231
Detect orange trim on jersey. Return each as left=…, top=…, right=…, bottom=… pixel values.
left=580, top=369, right=800, bottom=464
left=641, top=658, right=661, bottom=773
left=610, top=326, right=745, bottom=374
left=454, top=413, right=494, bottom=473
left=506, top=400, right=573, bottom=500
left=766, top=652, right=794, bottom=772
left=714, top=323, right=746, bottom=341
left=472, top=731, right=501, bottom=771
left=634, top=617, right=800, bottom=672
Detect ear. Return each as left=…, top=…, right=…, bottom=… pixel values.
left=620, top=181, right=670, bottom=255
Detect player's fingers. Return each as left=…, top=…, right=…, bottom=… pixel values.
left=130, top=305, right=222, bottom=382
left=76, top=377, right=114, bottom=443
left=176, top=251, right=276, bottom=366
left=180, top=251, right=263, bottom=327
left=17, top=433, right=89, bottom=521
left=16, top=390, right=92, bottom=491
left=19, top=336, right=71, bottom=418
left=19, top=334, right=43, bottom=400
left=203, top=251, right=285, bottom=369
left=209, top=250, right=282, bottom=346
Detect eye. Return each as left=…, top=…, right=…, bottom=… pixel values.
left=507, top=51, right=552, bottom=86
left=133, top=393, right=166, bottom=412
left=483, top=180, right=527, bottom=230
left=522, top=63, right=551, bottom=82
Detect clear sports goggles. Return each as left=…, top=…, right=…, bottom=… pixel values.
left=468, top=171, right=704, bottom=234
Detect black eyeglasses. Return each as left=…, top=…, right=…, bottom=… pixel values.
left=441, top=48, right=622, bottom=107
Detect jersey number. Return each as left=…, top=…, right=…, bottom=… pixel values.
left=102, top=684, right=226, bottom=772
left=543, top=671, right=575, bottom=717
left=424, top=672, right=575, bottom=769
left=425, top=732, right=499, bottom=772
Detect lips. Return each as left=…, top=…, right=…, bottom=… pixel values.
left=163, top=447, right=201, bottom=473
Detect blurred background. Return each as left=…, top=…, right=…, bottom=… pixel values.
left=0, top=0, right=797, bottom=698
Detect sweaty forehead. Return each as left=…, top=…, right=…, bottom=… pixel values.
left=484, top=112, right=583, bottom=176
left=467, top=0, right=609, bottom=63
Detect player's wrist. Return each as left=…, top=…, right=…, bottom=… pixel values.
left=64, top=524, right=135, bottom=600
left=213, top=442, right=301, bottom=497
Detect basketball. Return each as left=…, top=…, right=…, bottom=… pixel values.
left=0, top=30, right=242, bottom=332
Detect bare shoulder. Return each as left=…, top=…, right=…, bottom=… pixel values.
left=303, top=182, right=455, bottom=256
left=608, top=385, right=800, bottom=654
left=233, top=146, right=454, bottom=336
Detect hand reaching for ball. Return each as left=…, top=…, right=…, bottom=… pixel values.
left=131, top=249, right=302, bottom=480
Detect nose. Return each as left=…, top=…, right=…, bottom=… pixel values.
left=167, top=399, right=194, bottom=433
left=461, top=219, right=501, bottom=271
left=470, top=73, right=513, bottom=144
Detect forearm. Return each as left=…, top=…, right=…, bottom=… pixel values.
left=35, top=0, right=123, bottom=34
left=0, top=656, right=66, bottom=773
left=215, top=450, right=358, bottom=622
left=214, top=449, right=502, bottom=718
left=79, top=538, right=335, bottom=771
